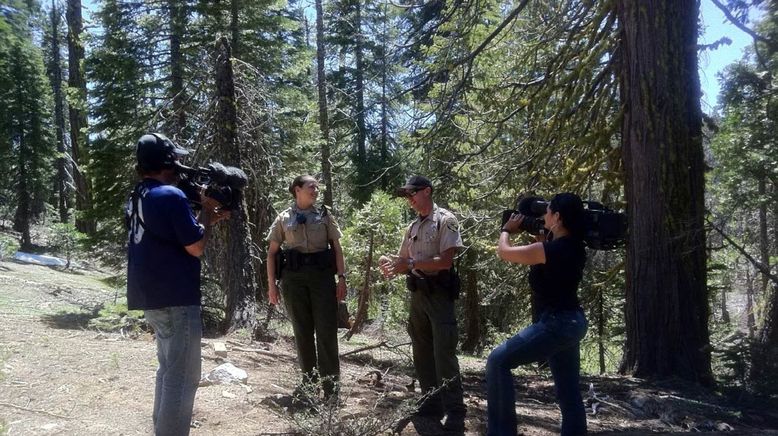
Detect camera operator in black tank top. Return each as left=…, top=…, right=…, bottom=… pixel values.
left=486, top=193, right=588, bottom=436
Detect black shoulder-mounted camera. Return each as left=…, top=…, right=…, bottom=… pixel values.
left=175, top=162, right=248, bottom=211
left=501, top=195, right=627, bottom=250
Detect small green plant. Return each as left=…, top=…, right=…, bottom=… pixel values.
left=109, top=352, right=120, bottom=370
left=0, top=234, right=19, bottom=260
left=88, top=302, right=145, bottom=334
left=50, top=223, right=87, bottom=268
left=0, top=416, right=8, bottom=435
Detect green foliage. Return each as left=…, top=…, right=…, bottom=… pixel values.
left=49, top=223, right=86, bottom=267
left=0, top=1, right=56, bottom=247
left=341, top=191, right=409, bottom=327
left=0, top=234, right=19, bottom=260
left=88, top=302, right=145, bottom=333
left=706, top=3, right=777, bottom=389
left=711, top=328, right=752, bottom=386
left=85, top=0, right=150, bottom=261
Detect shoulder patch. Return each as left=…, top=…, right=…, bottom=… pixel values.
left=446, top=219, right=459, bottom=233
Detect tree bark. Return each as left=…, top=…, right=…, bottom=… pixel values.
left=746, top=267, right=755, bottom=337
left=460, top=250, right=481, bottom=354
left=168, top=0, right=187, bottom=134
left=66, top=0, right=93, bottom=234
left=751, top=283, right=778, bottom=393
left=315, top=0, right=333, bottom=208
left=346, top=231, right=374, bottom=340
left=758, top=176, right=769, bottom=298
left=379, top=1, right=389, bottom=190
left=215, top=37, right=258, bottom=333
left=354, top=0, right=368, bottom=194
left=617, top=0, right=713, bottom=384
left=230, top=0, right=239, bottom=57
left=13, top=137, right=32, bottom=250
left=49, top=0, right=69, bottom=223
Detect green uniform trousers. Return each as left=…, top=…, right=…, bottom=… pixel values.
left=281, top=265, right=340, bottom=395
left=408, top=285, right=466, bottom=417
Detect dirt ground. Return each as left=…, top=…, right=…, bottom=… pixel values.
left=1, top=259, right=778, bottom=436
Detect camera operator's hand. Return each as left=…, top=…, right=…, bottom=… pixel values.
left=502, top=213, right=524, bottom=234
left=268, top=282, right=280, bottom=305
left=200, top=195, right=230, bottom=225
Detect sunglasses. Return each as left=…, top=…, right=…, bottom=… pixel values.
left=403, top=188, right=424, bottom=198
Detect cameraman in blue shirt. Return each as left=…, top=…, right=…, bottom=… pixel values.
left=126, top=133, right=229, bottom=436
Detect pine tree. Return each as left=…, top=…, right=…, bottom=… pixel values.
left=0, top=1, right=56, bottom=249
left=45, top=0, right=71, bottom=223
left=86, top=0, right=150, bottom=257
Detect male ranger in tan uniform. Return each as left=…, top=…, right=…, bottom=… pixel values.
left=380, top=175, right=466, bottom=433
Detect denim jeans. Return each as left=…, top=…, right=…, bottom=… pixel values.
left=145, top=305, right=202, bottom=436
left=486, top=309, right=588, bottom=436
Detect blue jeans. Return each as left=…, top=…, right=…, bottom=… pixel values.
left=145, top=306, right=202, bottom=436
left=486, top=309, right=588, bottom=436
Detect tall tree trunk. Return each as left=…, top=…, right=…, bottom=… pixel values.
left=720, top=281, right=730, bottom=324
left=168, top=0, right=187, bottom=134
left=230, top=0, right=239, bottom=57
left=315, top=0, right=333, bottom=208
left=49, top=0, right=69, bottom=223
left=13, top=137, right=32, bottom=250
left=751, top=283, right=778, bottom=393
left=460, top=249, right=481, bottom=354
left=597, top=275, right=606, bottom=374
left=617, top=0, right=712, bottom=384
left=746, top=268, right=755, bottom=337
left=66, top=0, right=93, bottom=234
left=346, top=231, right=374, bottom=340
left=215, top=37, right=258, bottom=333
left=379, top=2, right=389, bottom=190
left=354, top=0, right=368, bottom=192
left=758, top=176, right=769, bottom=299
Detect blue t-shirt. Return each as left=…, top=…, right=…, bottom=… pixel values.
left=126, top=179, right=204, bottom=310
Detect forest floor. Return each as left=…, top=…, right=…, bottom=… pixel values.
left=1, top=258, right=778, bottom=436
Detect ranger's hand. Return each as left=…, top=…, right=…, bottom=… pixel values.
left=336, top=277, right=347, bottom=302
left=379, top=255, right=396, bottom=279
left=268, top=283, right=280, bottom=305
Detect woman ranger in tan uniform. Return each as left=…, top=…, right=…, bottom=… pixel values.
left=266, top=175, right=347, bottom=400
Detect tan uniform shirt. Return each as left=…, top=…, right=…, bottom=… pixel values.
left=399, top=204, right=463, bottom=273
left=267, top=204, right=343, bottom=253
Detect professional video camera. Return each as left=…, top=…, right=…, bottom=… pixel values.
left=175, top=162, right=248, bottom=211
left=501, top=195, right=627, bottom=250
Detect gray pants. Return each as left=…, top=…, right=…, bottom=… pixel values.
left=282, top=265, right=340, bottom=395
left=408, top=287, right=465, bottom=417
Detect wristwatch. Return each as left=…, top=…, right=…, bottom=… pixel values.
left=407, top=258, right=415, bottom=270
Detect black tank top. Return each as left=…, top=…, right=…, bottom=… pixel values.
left=528, top=236, right=586, bottom=314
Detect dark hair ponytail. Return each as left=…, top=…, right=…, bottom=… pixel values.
left=549, top=192, right=585, bottom=240
left=289, top=175, right=316, bottom=198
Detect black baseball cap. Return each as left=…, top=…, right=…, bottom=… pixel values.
left=395, top=175, right=433, bottom=196
left=136, top=133, right=189, bottom=172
